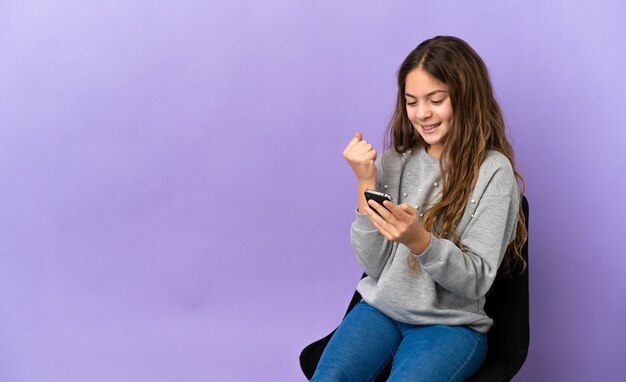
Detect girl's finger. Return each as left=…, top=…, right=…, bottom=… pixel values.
left=343, top=136, right=361, bottom=155
left=383, top=200, right=411, bottom=221
left=368, top=199, right=395, bottom=223
left=397, top=203, right=419, bottom=217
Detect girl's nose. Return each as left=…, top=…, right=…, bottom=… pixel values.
left=415, top=104, right=432, bottom=121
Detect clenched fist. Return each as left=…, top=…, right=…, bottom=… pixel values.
left=343, top=132, right=377, bottom=183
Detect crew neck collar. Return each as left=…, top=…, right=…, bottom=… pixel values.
left=418, top=145, right=440, bottom=164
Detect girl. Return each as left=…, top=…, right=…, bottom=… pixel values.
left=311, top=36, right=527, bottom=381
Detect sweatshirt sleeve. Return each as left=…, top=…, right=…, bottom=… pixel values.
left=412, top=161, right=520, bottom=300
left=349, top=158, right=394, bottom=278
left=350, top=210, right=394, bottom=278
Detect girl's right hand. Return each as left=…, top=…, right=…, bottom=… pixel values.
left=343, top=132, right=377, bottom=183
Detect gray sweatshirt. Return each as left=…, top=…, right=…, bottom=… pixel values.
left=351, top=146, right=519, bottom=333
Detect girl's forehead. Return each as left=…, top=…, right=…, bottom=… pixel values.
left=406, top=69, right=446, bottom=86
left=405, top=69, right=448, bottom=96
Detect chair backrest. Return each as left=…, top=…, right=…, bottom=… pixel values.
left=466, top=195, right=529, bottom=381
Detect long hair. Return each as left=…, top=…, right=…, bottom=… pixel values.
left=386, top=36, right=527, bottom=273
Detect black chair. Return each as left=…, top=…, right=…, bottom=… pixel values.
left=300, top=196, right=529, bottom=381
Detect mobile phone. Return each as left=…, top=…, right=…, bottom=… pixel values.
left=364, top=189, right=393, bottom=215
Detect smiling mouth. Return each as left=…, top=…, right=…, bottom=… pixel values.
left=421, top=123, right=441, bottom=132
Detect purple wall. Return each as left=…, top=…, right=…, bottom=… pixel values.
left=1, top=1, right=625, bottom=381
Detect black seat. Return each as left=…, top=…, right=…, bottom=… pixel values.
left=300, top=196, right=530, bottom=381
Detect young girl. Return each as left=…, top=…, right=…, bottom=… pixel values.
left=311, top=36, right=527, bottom=381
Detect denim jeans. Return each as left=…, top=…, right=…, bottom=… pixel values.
left=311, top=300, right=487, bottom=382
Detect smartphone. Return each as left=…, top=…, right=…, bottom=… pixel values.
left=364, top=189, right=393, bottom=215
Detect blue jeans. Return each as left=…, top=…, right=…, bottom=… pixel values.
left=311, top=300, right=487, bottom=382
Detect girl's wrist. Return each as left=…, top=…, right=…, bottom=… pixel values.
left=408, top=229, right=431, bottom=256
left=356, top=178, right=377, bottom=188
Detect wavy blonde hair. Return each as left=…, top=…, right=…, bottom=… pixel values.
left=385, top=36, right=527, bottom=274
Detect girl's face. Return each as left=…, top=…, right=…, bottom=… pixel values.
left=404, top=68, right=454, bottom=158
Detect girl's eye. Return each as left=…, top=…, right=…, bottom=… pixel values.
left=407, top=102, right=417, bottom=106
left=432, top=100, right=444, bottom=105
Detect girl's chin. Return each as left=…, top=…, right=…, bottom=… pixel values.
left=420, top=136, right=442, bottom=146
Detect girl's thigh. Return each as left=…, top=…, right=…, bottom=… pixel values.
left=388, top=325, right=487, bottom=382
left=311, top=300, right=401, bottom=382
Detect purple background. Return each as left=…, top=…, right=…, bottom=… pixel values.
left=1, top=1, right=625, bottom=381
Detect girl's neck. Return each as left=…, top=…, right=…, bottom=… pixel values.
left=426, top=145, right=444, bottom=159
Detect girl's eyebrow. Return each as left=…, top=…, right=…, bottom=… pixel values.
left=404, top=90, right=448, bottom=99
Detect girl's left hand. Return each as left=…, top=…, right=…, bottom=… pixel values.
left=365, top=199, right=431, bottom=254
